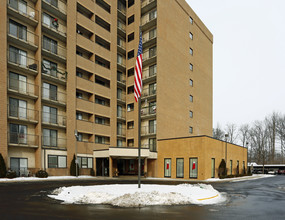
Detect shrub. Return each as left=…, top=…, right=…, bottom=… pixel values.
left=0, top=154, right=7, bottom=178
left=70, top=154, right=79, bottom=176
left=36, top=170, right=48, bottom=178
left=218, top=159, right=227, bottom=178
left=90, top=169, right=95, bottom=176
left=6, top=170, right=17, bottom=179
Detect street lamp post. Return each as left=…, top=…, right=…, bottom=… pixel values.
left=225, top=134, right=229, bottom=175
left=74, top=130, right=78, bottom=177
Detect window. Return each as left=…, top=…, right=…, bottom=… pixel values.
left=76, top=92, right=83, bottom=99
left=189, top=126, right=193, bottom=134
left=127, top=139, right=134, bottom=147
left=9, top=0, right=27, bottom=14
left=128, top=32, right=134, bottom=42
left=243, top=161, right=245, bottom=174
left=9, top=72, right=27, bottom=93
left=128, top=0, right=134, bottom=7
left=42, top=59, right=57, bottom=77
left=95, top=15, right=110, bottom=32
left=9, top=123, right=27, bottom=144
left=149, top=64, right=157, bottom=76
left=43, top=129, right=57, bottom=147
left=149, top=46, right=157, bottom=58
left=43, top=13, right=58, bottom=30
left=189, top=63, right=193, bottom=71
left=9, top=20, right=27, bottom=41
left=95, top=96, right=110, bottom=106
left=45, top=0, right=58, bottom=8
left=117, top=122, right=123, bottom=135
left=95, top=116, right=109, bottom=125
left=127, top=50, right=134, bottom=59
left=230, top=160, right=233, bottom=175
left=48, top=155, right=66, bottom=168
left=189, top=32, right=193, bottom=40
left=164, top=159, right=171, bottom=177
left=127, top=86, right=134, bottom=94
left=78, top=157, right=93, bottom=168
left=96, top=0, right=110, bottom=13
left=43, top=36, right=58, bottom=54
left=127, top=121, right=134, bottom=129
left=117, top=139, right=123, bottom=147
left=117, top=105, right=123, bottom=117
left=77, top=133, right=83, bottom=141
left=189, top=79, right=193, bottom=87
left=95, top=135, right=107, bottom=144
left=128, top=68, right=134, bottom=77
left=149, top=101, right=156, bottom=114
left=9, top=46, right=27, bottom=66
left=189, top=16, right=193, bottom=24
left=129, top=159, right=135, bottom=171
left=149, top=83, right=156, bottom=95
left=149, top=138, right=156, bottom=152
left=189, top=95, right=193, bottom=102
left=76, top=71, right=83, bottom=78
left=149, top=28, right=157, bottom=39
left=43, top=106, right=57, bottom=124
left=128, top=15, right=134, bottom=25
left=76, top=112, right=83, bottom=120
left=149, top=120, right=156, bottom=134
left=189, top=158, right=198, bottom=178
left=190, top=48, right=193, bottom=55
left=42, top=82, right=57, bottom=101
left=176, top=158, right=184, bottom=178
left=149, top=10, right=157, bottom=20
left=9, top=98, right=27, bottom=119
left=189, top=111, right=193, bottom=118
left=10, top=157, right=28, bottom=176
left=237, top=160, right=240, bottom=174
left=211, top=158, right=215, bottom=178
left=127, top=103, right=134, bottom=112
left=117, top=54, right=123, bottom=65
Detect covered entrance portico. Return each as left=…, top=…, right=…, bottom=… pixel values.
left=94, top=147, right=157, bottom=177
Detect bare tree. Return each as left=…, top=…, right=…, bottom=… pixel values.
left=265, top=112, right=279, bottom=163
left=249, top=120, right=269, bottom=173
left=239, top=124, right=250, bottom=147
left=225, top=123, right=238, bottom=144
left=277, top=114, right=285, bottom=163
left=213, top=123, right=225, bottom=140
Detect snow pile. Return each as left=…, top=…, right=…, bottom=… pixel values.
left=48, top=184, right=226, bottom=207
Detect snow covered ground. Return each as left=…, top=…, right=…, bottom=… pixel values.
left=48, top=184, right=227, bottom=207
left=206, top=174, right=275, bottom=182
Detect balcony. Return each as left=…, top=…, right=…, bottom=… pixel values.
left=117, top=57, right=126, bottom=70
left=142, top=30, right=157, bottom=48
left=42, top=136, right=67, bottom=150
left=141, top=87, right=156, bottom=100
left=143, top=48, right=157, bottom=66
left=42, top=41, right=66, bottom=63
left=117, top=40, right=126, bottom=54
left=117, top=21, right=126, bottom=38
left=141, top=11, right=157, bottom=32
left=42, top=64, right=67, bottom=85
left=42, top=20, right=67, bottom=42
left=42, top=112, right=66, bottom=128
left=141, top=126, right=156, bottom=136
left=8, top=132, right=39, bottom=148
left=42, top=88, right=66, bottom=106
left=8, top=50, right=38, bottom=76
left=117, top=92, right=126, bottom=104
left=117, top=110, right=126, bottom=121
left=8, top=78, right=39, bottom=99
left=117, top=128, right=126, bottom=137
left=7, top=26, right=38, bottom=51
left=141, top=143, right=157, bottom=152
left=42, top=0, right=67, bottom=20
left=8, top=105, right=39, bottom=124
left=117, top=2, right=126, bottom=20
left=141, top=105, right=156, bottom=119
left=142, top=68, right=156, bottom=83
left=117, top=73, right=126, bottom=86
left=7, top=0, right=39, bottom=26
left=141, top=0, right=157, bottom=15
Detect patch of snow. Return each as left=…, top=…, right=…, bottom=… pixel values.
left=48, top=184, right=226, bottom=207
left=206, top=174, right=275, bottom=182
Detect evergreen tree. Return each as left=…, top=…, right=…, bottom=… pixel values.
left=70, top=154, right=79, bottom=176
left=0, top=153, right=7, bottom=178
left=218, top=159, right=227, bottom=177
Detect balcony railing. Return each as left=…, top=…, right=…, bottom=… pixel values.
left=141, top=106, right=156, bottom=116
left=42, top=112, right=66, bottom=127
left=117, top=92, right=126, bottom=102
left=8, top=132, right=39, bottom=147
left=117, top=58, right=126, bottom=67
left=141, top=12, right=157, bottom=26
left=117, top=73, right=126, bottom=84
left=117, top=21, right=126, bottom=32
left=8, top=0, right=39, bottom=22
left=42, top=40, right=66, bottom=58
left=43, top=0, right=67, bottom=15
left=8, top=105, right=39, bottom=122
left=141, top=143, right=157, bottom=152
left=8, top=50, right=38, bottom=71
left=8, top=24, right=39, bottom=47
left=141, top=0, right=155, bottom=8
left=117, top=128, right=126, bottom=136
left=142, top=68, right=156, bottom=80
left=141, top=87, right=156, bottom=97
left=117, top=40, right=126, bottom=50
left=42, top=136, right=67, bottom=149
left=141, top=126, right=156, bottom=136
left=117, top=2, right=126, bottom=14
left=42, top=19, right=67, bottom=37
left=117, top=110, right=126, bottom=119
left=8, top=78, right=39, bottom=97
left=42, top=88, right=66, bottom=104
left=142, top=31, right=157, bottom=43
left=42, top=63, right=67, bottom=81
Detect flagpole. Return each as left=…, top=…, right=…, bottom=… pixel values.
left=138, top=96, right=141, bottom=188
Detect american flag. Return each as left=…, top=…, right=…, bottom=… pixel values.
left=134, top=31, right=143, bottom=102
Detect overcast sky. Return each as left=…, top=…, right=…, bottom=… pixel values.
left=186, top=0, right=285, bottom=129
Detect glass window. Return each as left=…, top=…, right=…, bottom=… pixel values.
left=149, top=83, right=156, bottom=95
left=48, top=155, right=66, bottom=168
left=189, top=63, right=193, bottom=71
left=45, top=0, right=58, bottom=8
left=190, top=32, right=193, bottom=40
left=189, top=111, right=193, bottom=118
left=117, top=139, right=123, bottom=147
left=190, top=48, right=193, bottom=55
left=76, top=112, right=83, bottom=120
left=58, top=156, right=66, bottom=168
left=149, top=64, right=157, bottom=76
left=176, top=158, right=184, bottom=178
left=190, top=158, right=198, bottom=178
left=9, top=20, right=27, bottom=41
left=149, top=10, right=157, bottom=20
left=149, top=46, right=157, bottom=57
left=189, top=95, right=193, bottom=102
left=164, top=159, right=171, bottom=177
left=9, top=98, right=27, bottom=119
left=9, top=124, right=27, bottom=144
left=211, top=158, right=215, bottom=178
left=43, top=106, right=57, bottom=124
left=9, top=46, right=27, bottom=66
left=149, top=120, right=156, bottom=134
left=42, top=59, right=57, bottom=77
left=189, top=126, right=193, bottom=134
left=43, top=129, right=57, bottom=147
left=189, top=16, right=193, bottom=24
left=190, top=79, right=193, bottom=87
left=149, top=28, right=157, bottom=39
left=149, top=138, right=156, bottom=152
left=230, top=160, right=233, bottom=175
left=43, top=36, right=58, bottom=54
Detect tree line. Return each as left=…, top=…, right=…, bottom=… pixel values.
left=213, top=112, right=285, bottom=165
